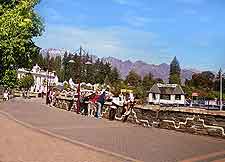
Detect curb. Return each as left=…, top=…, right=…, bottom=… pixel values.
left=0, top=110, right=143, bottom=162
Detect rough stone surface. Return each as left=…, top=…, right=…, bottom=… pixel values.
left=128, top=106, right=225, bottom=138
left=54, top=98, right=225, bottom=138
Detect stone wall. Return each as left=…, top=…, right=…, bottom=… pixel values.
left=124, top=105, right=225, bottom=138
left=53, top=97, right=225, bottom=138
left=53, top=96, right=75, bottom=111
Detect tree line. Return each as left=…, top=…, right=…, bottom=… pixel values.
left=34, top=52, right=120, bottom=85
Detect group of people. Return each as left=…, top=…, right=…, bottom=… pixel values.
left=80, top=91, right=107, bottom=119
left=79, top=91, right=136, bottom=120
left=45, top=88, right=136, bottom=120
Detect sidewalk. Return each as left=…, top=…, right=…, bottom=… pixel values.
left=0, top=114, right=125, bottom=162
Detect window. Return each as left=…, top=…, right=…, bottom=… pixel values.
left=160, top=94, right=171, bottom=100
left=175, top=95, right=181, bottom=100
left=153, top=93, right=156, bottom=100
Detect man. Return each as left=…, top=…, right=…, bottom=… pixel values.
left=96, top=91, right=106, bottom=119
left=3, top=90, right=8, bottom=101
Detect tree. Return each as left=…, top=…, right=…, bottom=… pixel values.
left=155, top=78, right=164, bottom=84
left=142, top=72, right=155, bottom=91
left=169, top=56, right=181, bottom=84
left=125, top=70, right=141, bottom=87
left=192, top=71, right=215, bottom=90
left=184, top=71, right=217, bottom=98
left=19, top=73, right=34, bottom=90
left=0, top=0, right=44, bottom=81
left=104, top=75, right=110, bottom=86
left=214, top=70, right=225, bottom=92
left=1, top=69, right=17, bottom=88
left=109, top=67, right=120, bottom=84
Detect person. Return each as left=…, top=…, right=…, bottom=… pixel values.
left=3, top=90, right=9, bottom=101
left=47, top=89, right=52, bottom=105
left=80, top=94, right=89, bottom=115
left=122, top=93, right=135, bottom=122
left=88, top=92, right=99, bottom=117
left=96, top=91, right=106, bottom=119
left=109, top=101, right=117, bottom=121
left=41, top=89, right=44, bottom=98
left=50, top=90, right=55, bottom=107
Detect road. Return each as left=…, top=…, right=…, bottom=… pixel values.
left=1, top=98, right=225, bottom=162
left=0, top=113, right=127, bottom=162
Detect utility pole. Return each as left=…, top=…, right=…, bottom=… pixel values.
left=46, top=51, right=50, bottom=105
left=220, top=68, right=223, bottom=111
left=76, top=46, right=82, bottom=114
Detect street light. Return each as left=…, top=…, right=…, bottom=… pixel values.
left=219, top=68, right=224, bottom=111
left=45, top=51, right=50, bottom=104
left=68, top=46, right=92, bottom=114
left=45, top=69, right=49, bottom=104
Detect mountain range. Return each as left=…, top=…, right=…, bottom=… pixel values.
left=40, top=48, right=199, bottom=83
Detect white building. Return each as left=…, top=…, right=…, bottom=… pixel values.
left=17, top=64, right=58, bottom=93
left=148, top=83, right=185, bottom=105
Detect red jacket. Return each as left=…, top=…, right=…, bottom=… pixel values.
left=90, top=95, right=100, bottom=103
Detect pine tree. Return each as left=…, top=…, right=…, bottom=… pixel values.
left=125, top=70, right=141, bottom=87
left=169, top=56, right=181, bottom=84
left=142, top=72, right=155, bottom=91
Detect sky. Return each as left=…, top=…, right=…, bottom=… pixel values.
left=34, top=0, right=225, bottom=71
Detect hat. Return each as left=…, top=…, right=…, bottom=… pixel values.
left=112, top=98, right=123, bottom=107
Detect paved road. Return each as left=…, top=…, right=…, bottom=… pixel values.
left=1, top=98, right=225, bottom=162
left=0, top=113, right=126, bottom=162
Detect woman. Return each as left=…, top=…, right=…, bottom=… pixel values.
left=88, top=92, right=99, bottom=117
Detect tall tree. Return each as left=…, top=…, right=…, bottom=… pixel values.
left=125, top=70, right=141, bottom=87
left=214, top=70, right=225, bottom=92
left=142, top=72, right=155, bottom=91
left=169, top=56, right=181, bottom=84
left=109, top=67, right=120, bottom=84
left=0, top=0, right=44, bottom=83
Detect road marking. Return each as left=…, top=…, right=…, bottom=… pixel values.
left=212, top=158, right=225, bottom=162
left=181, top=150, right=225, bottom=162
left=0, top=110, right=143, bottom=162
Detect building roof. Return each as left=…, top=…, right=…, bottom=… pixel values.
left=149, top=83, right=185, bottom=95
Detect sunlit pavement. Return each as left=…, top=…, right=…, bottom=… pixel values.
left=1, top=98, right=225, bottom=162
left=0, top=113, right=131, bottom=162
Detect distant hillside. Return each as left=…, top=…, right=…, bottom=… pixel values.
left=102, top=57, right=197, bottom=83
left=40, top=48, right=199, bottom=83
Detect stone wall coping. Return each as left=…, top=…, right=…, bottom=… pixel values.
left=135, top=105, right=225, bottom=117
left=55, top=96, right=74, bottom=101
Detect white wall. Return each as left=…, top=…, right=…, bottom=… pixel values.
left=149, top=93, right=185, bottom=105
left=17, top=67, right=58, bottom=93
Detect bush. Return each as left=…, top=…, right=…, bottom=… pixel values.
left=19, top=74, right=34, bottom=90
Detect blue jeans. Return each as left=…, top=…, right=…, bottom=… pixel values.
left=96, top=102, right=102, bottom=118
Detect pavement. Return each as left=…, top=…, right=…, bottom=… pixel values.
left=0, top=113, right=128, bottom=162
left=1, top=98, right=225, bottom=162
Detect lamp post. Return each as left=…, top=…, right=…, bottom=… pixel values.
left=68, top=46, right=92, bottom=114
left=45, top=69, right=49, bottom=104
left=45, top=51, right=50, bottom=105
left=219, top=68, right=224, bottom=111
